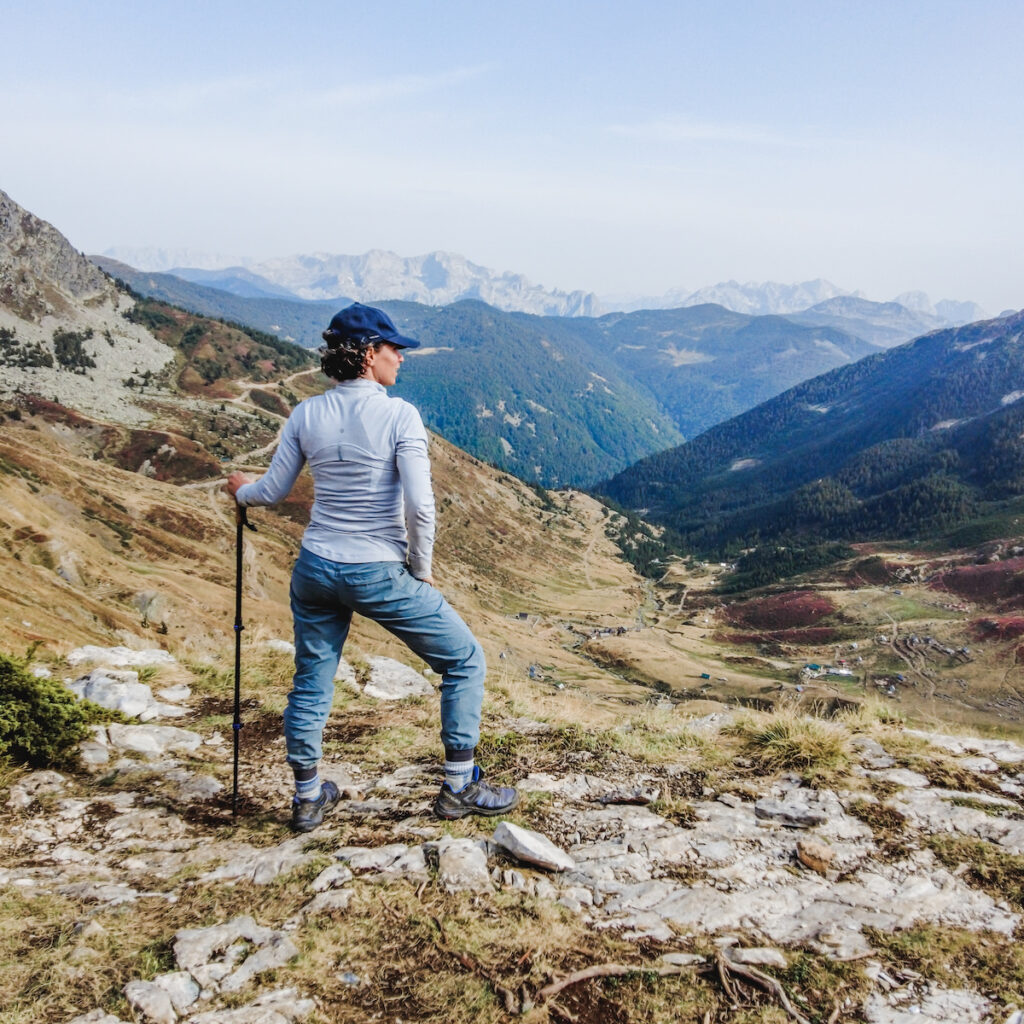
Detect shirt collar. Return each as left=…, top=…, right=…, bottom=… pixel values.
left=335, top=378, right=386, bottom=394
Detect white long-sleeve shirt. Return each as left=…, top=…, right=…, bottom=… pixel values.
left=235, top=379, right=436, bottom=578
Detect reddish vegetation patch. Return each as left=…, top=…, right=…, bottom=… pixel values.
left=721, top=626, right=842, bottom=646
left=724, top=591, right=837, bottom=631
left=22, top=394, right=92, bottom=427
left=973, top=617, right=1024, bottom=640
left=249, top=388, right=290, bottom=417
left=108, top=431, right=221, bottom=483
left=930, top=558, right=1024, bottom=611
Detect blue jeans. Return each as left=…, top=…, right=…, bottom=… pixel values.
left=285, top=547, right=484, bottom=768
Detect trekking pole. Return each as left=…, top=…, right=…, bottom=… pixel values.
left=233, top=505, right=257, bottom=818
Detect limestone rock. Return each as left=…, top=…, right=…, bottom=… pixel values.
left=152, top=972, right=200, bottom=1013
left=296, top=889, right=353, bottom=921
left=339, top=844, right=410, bottom=873
left=726, top=946, right=788, bottom=968
left=265, top=638, right=296, bottom=655
left=851, top=735, right=895, bottom=769
left=200, top=837, right=314, bottom=886
left=754, top=797, right=827, bottom=828
left=436, top=837, right=492, bottom=892
left=594, top=785, right=660, bottom=805
left=335, top=842, right=429, bottom=881
left=164, top=769, right=223, bottom=803
left=6, top=770, right=65, bottom=810
left=312, top=863, right=354, bottom=892
left=797, top=838, right=835, bottom=875
left=174, top=916, right=275, bottom=971
left=68, top=669, right=156, bottom=717
left=123, top=979, right=176, bottom=1024
left=660, top=952, right=705, bottom=966
left=872, top=768, right=931, bottom=789
left=107, top=723, right=202, bottom=756
left=67, top=646, right=176, bottom=668
left=863, top=986, right=991, bottom=1023
left=904, top=729, right=1024, bottom=764
left=67, top=1012, right=127, bottom=1024
left=79, top=739, right=111, bottom=767
left=492, top=821, right=575, bottom=872
left=333, top=657, right=358, bottom=689
left=59, top=882, right=142, bottom=905
left=186, top=987, right=315, bottom=1024
left=220, top=933, right=299, bottom=993
left=157, top=685, right=191, bottom=703
left=362, top=656, right=433, bottom=700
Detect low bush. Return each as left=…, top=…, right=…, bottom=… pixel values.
left=0, top=651, right=113, bottom=767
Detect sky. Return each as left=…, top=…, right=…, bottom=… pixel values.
left=4, top=0, right=1023, bottom=312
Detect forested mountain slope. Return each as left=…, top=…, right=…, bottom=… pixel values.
left=560, top=305, right=876, bottom=440
left=600, top=310, right=1024, bottom=554
left=93, top=260, right=886, bottom=487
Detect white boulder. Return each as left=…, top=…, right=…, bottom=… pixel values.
left=362, top=656, right=433, bottom=700
left=492, top=821, right=575, bottom=872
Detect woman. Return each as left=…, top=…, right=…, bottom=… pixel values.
left=227, top=303, right=518, bottom=831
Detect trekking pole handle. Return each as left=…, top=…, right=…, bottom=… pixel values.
left=235, top=503, right=258, bottom=532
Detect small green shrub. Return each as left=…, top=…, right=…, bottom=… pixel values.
left=0, top=652, right=114, bottom=767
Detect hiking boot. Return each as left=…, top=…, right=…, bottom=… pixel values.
left=290, top=780, right=340, bottom=832
left=433, top=766, right=519, bottom=819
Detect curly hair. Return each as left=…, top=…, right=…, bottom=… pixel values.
left=319, top=330, right=380, bottom=382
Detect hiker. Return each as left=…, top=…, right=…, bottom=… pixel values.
left=226, top=303, right=518, bottom=831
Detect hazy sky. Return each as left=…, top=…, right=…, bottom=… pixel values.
left=5, top=1, right=1022, bottom=311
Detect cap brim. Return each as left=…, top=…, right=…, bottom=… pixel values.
left=388, top=333, right=421, bottom=350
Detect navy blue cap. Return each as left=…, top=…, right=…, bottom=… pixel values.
left=322, top=302, right=420, bottom=350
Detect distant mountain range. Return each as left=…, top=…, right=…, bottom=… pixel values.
left=102, top=247, right=602, bottom=318
left=596, top=279, right=987, bottom=325
left=103, top=246, right=989, bottom=328
left=600, top=310, right=1024, bottom=556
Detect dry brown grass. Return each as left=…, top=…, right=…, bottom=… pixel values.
left=725, top=706, right=853, bottom=787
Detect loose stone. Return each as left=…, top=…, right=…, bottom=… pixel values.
left=123, top=979, right=176, bottom=1024
left=726, top=946, right=788, bottom=968
left=797, top=837, right=835, bottom=875
left=362, top=656, right=433, bottom=700
left=492, top=821, right=575, bottom=872
left=754, top=797, right=827, bottom=828
left=436, top=837, right=492, bottom=892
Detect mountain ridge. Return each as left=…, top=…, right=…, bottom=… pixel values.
left=103, top=246, right=602, bottom=318
left=103, top=245, right=991, bottom=325
left=600, top=309, right=1024, bottom=555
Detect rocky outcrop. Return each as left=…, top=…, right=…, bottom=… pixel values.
left=0, top=192, right=174, bottom=423
left=0, top=189, right=113, bottom=320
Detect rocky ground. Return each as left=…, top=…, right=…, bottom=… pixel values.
left=3, top=645, right=1024, bottom=1023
